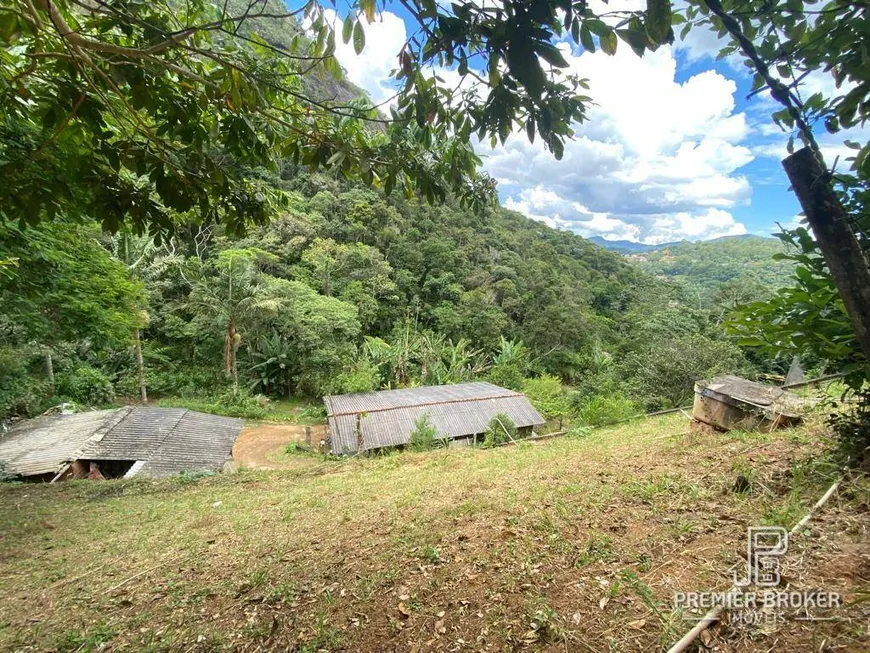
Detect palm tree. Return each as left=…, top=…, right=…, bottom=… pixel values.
left=111, top=232, right=156, bottom=403
left=188, top=249, right=279, bottom=395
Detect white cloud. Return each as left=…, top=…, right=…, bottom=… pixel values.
left=753, top=123, right=870, bottom=174
left=317, top=8, right=758, bottom=244
left=321, top=10, right=407, bottom=105
left=485, top=45, right=754, bottom=243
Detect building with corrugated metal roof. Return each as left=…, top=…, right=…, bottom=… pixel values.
left=323, top=382, right=545, bottom=455
left=0, top=407, right=242, bottom=481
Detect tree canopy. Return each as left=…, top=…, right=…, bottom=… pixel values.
left=0, top=0, right=680, bottom=239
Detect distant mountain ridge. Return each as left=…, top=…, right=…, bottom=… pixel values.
left=588, top=236, right=680, bottom=252
left=601, top=233, right=794, bottom=303
left=589, top=234, right=773, bottom=253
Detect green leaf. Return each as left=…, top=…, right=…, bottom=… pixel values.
left=507, top=39, right=545, bottom=97
left=580, top=24, right=595, bottom=53
left=536, top=41, right=569, bottom=68
left=585, top=19, right=610, bottom=37
left=600, top=30, right=617, bottom=55
left=352, top=21, right=365, bottom=55
left=646, top=0, right=672, bottom=44
left=342, top=15, right=353, bottom=44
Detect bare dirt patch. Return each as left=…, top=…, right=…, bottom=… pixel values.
left=233, top=423, right=327, bottom=470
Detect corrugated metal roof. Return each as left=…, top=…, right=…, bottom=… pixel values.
left=0, top=409, right=122, bottom=476
left=0, top=407, right=242, bottom=479
left=78, top=407, right=188, bottom=461
left=324, top=382, right=544, bottom=455
left=136, top=411, right=243, bottom=477
left=324, top=381, right=519, bottom=415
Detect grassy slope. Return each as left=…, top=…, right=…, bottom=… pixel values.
left=0, top=414, right=867, bottom=652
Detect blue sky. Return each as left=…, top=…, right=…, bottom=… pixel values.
left=301, top=2, right=856, bottom=244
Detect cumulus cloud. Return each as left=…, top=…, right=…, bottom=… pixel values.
left=321, top=8, right=756, bottom=243
left=486, top=46, right=754, bottom=243
left=321, top=10, right=407, bottom=105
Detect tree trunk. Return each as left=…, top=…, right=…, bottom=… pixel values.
left=224, top=323, right=235, bottom=376
left=44, top=347, right=55, bottom=394
left=231, top=341, right=239, bottom=396
left=133, top=327, right=147, bottom=404
left=782, top=147, right=870, bottom=361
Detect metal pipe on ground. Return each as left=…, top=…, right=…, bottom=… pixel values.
left=665, top=474, right=843, bottom=653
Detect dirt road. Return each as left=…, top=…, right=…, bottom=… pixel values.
left=232, top=423, right=327, bottom=470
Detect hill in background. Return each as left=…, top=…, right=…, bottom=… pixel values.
left=593, top=234, right=795, bottom=306
left=588, top=236, right=681, bottom=252
left=222, top=0, right=366, bottom=104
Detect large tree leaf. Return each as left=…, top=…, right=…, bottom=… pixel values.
left=645, top=0, right=671, bottom=45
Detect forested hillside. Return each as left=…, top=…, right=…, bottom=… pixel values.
left=617, top=235, right=795, bottom=309
left=0, top=164, right=761, bottom=422
left=0, top=0, right=782, bottom=426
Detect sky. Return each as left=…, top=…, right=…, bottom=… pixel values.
left=304, top=2, right=857, bottom=245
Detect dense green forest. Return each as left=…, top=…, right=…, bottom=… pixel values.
left=620, top=235, right=795, bottom=309
left=1, top=162, right=788, bottom=425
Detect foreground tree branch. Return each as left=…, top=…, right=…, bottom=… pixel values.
left=783, top=147, right=870, bottom=360
left=700, top=0, right=870, bottom=362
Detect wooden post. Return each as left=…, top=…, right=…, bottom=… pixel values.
left=133, top=327, right=147, bottom=404
left=44, top=346, right=55, bottom=394
left=782, top=147, right=870, bottom=362
left=355, top=413, right=364, bottom=452
left=305, top=426, right=311, bottom=447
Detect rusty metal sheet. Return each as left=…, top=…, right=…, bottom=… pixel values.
left=324, top=383, right=545, bottom=455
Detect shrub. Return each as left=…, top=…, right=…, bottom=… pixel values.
left=575, top=394, right=640, bottom=427
left=158, top=388, right=269, bottom=419
left=488, top=364, right=525, bottom=391
left=145, top=365, right=222, bottom=397
left=483, top=412, right=517, bottom=448
left=298, top=404, right=327, bottom=423
left=57, top=366, right=114, bottom=405
left=408, top=413, right=442, bottom=451
left=0, top=346, right=52, bottom=418
left=284, top=441, right=315, bottom=455
left=176, top=470, right=215, bottom=484
left=328, top=360, right=381, bottom=395
left=523, top=375, right=571, bottom=423
left=829, top=390, right=870, bottom=465
left=619, top=333, right=748, bottom=410
left=565, top=424, right=592, bottom=438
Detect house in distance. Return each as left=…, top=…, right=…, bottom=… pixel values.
left=323, top=382, right=545, bottom=455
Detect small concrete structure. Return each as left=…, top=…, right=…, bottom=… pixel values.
left=693, top=375, right=806, bottom=432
